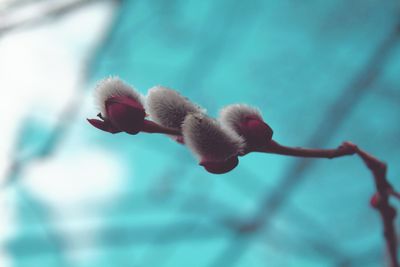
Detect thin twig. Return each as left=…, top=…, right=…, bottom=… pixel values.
left=254, top=140, right=399, bottom=267
left=254, top=140, right=356, bottom=158
left=354, top=146, right=398, bottom=267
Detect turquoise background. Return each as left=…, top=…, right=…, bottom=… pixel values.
left=4, top=0, right=400, bottom=266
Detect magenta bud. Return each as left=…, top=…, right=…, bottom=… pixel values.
left=89, top=77, right=147, bottom=134
left=219, top=104, right=273, bottom=150
left=240, top=115, right=273, bottom=147
left=200, top=156, right=239, bottom=174
left=370, top=193, right=381, bottom=209
left=105, top=96, right=146, bottom=134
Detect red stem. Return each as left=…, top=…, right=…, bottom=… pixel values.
left=354, top=147, right=398, bottom=267
left=142, top=120, right=182, bottom=136
left=255, top=140, right=357, bottom=158
left=256, top=140, right=398, bottom=267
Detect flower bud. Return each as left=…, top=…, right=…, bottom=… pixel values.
left=370, top=193, right=381, bottom=209
left=88, top=77, right=146, bottom=134
left=219, top=104, right=273, bottom=150
left=104, top=96, right=145, bottom=134
left=182, top=114, right=245, bottom=174
left=146, top=86, right=205, bottom=130
left=199, top=156, right=239, bottom=174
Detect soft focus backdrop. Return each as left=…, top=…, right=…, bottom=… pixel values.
left=1, top=0, right=400, bottom=266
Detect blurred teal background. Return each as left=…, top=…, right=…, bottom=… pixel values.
left=1, top=0, right=400, bottom=266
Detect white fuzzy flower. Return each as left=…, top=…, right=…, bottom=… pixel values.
left=182, top=113, right=245, bottom=162
left=219, top=104, right=262, bottom=133
left=146, top=86, right=205, bottom=129
left=94, top=77, right=144, bottom=118
left=219, top=104, right=273, bottom=150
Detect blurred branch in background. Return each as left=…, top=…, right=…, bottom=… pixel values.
left=0, top=0, right=46, bottom=11
left=0, top=1, right=119, bottom=266
left=7, top=220, right=225, bottom=257
left=2, top=1, right=400, bottom=267
left=209, top=19, right=400, bottom=267
left=1, top=0, right=120, bottom=186
left=0, top=0, right=118, bottom=36
left=8, top=190, right=357, bottom=264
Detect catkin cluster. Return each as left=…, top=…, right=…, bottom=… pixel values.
left=88, top=77, right=273, bottom=174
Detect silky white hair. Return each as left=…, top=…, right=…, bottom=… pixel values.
left=219, top=104, right=262, bottom=133
left=146, top=86, right=205, bottom=129
left=182, top=113, right=245, bottom=162
left=94, top=77, right=144, bottom=117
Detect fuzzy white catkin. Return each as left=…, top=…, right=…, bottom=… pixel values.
left=94, top=77, right=144, bottom=117
left=219, top=104, right=263, bottom=134
left=146, top=86, right=205, bottom=129
left=182, top=113, right=245, bottom=162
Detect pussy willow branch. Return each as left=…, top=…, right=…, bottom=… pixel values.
left=253, top=140, right=398, bottom=267
left=157, top=130, right=398, bottom=265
